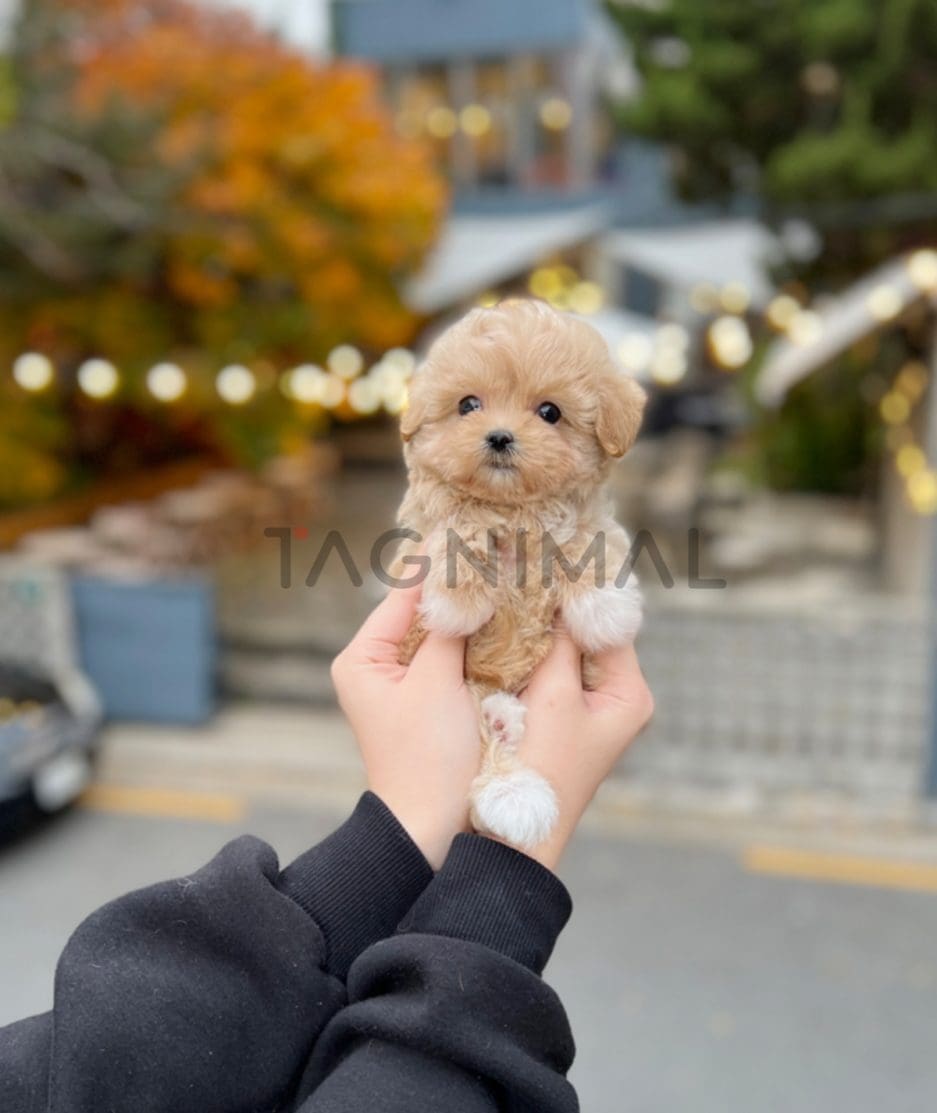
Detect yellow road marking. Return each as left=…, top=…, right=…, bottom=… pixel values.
left=81, top=783, right=247, bottom=824
left=743, top=844, right=937, bottom=893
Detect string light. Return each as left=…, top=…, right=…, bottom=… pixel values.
left=426, top=105, right=458, bottom=139
left=12, top=352, right=54, bottom=392
left=476, top=290, right=499, bottom=307
left=707, top=316, right=753, bottom=370
left=656, top=322, right=689, bottom=351
left=539, top=97, right=572, bottom=131
left=765, top=294, right=802, bottom=331
left=617, top=333, right=654, bottom=375
left=896, top=443, right=926, bottom=478
left=787, top=310, right=823, bottom=346
left=327, top=344, right=364, bottom=381
left=77, top=358, right=119, bottom=399
left=719, top=282, right=750, bottom=315
left=879, top=391, right=911, bottom=425
left=567, top=281, right=604, bottom=315
left=347, top=376, right=381, bottom=415
left=319, top=374, right=346, bottom=409
left=908, top=249, right=937, bottom=293
left=528, top=266, right=563, bottom=301
left=650, top=349, right=687, bottom=385
left=689, top=284, right=719, bottom=313
left=382, top=348, right=416, bottom=377
left=866, top=284, right=903, bottom=322
left=216, top=364, right=256, bottom=404
left=287, top=364, right=327, bottom=404
left=146, top=362, right=186, bottom=402
left=460, top=104, right=492, bottom=137
left=907, top=469, right=937, bottom=515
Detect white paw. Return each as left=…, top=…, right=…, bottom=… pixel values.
left=563, top=581, right=643, bottom=652
left=481, top=692, right=526, bottom=750
left=419, top=587, right=494, bottom=637
left=470, top=766, right=558, bottom=850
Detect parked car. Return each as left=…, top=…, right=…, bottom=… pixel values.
left=0, top=560, right=102, bottom=825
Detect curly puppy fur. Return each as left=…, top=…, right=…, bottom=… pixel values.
left=394, top=299, right=646, bottom=848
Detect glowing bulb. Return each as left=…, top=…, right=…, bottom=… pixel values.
left=319, top=374, right=346, bottom=409
left=656, top=323, right=689, bottom=350
left=908, top=469, right=937, bottom=515
left=77, top=358, right=119, bottom=399
left=896, top=444, right=926, bottom=477
left=348, top=376, right=381, bottom=415
left=866, top=285, right=902, bottom=322
left=12, top=352, right=54, bottom=392
left=460, top=103, right=491, bottom=137
left=766, top=294, right=801, bottom=331
left=651, top=349, right=687, bottom=385
left=146, top=362, right=186, bottom=402
left=216, top=364, right=256, bottom=404
left=879, top=391, right=911, bottom=425
left=895, top=361, right=929, bottom=401
left=426, top=105, right=457, bottom=139
left=383, top=348, right=416, bottom=377
left=708, top=315, right=753, bottom=369
left=617, top=333, right=654, bottom=375
left=384, top=383, right=409, bottom=415
left=288, top=364, right=327, bottom=404
left=568, top=281, right=604, bottom=315
left=529, top=267, right=563, bottom=300
left=476, top=290, right=499, bottom=308
left=689, top=284, right=718, bottom=313
left=908, top=249, right=937, bottom=292
left=788, top=310, right=823, bottom=346
left=539, top=96, right=572, bottom=131
left=719, top=282, right=750, bottom=315
left=327, top=344, right=364, bottom=380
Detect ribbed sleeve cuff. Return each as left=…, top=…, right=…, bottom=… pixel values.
left=397, top=834, right=572, bottom=974
left=278, top=792, right=433, bottom=980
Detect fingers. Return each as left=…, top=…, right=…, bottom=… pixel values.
left=524, top=626, right=583, bottom=700
left=589, top=642, right=654, bottom=723
left=409, top=630, right=467, bottom=685
left=345, top=581, right=423, bottom=668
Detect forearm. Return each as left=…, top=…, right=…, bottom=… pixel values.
left=294, top=836, right=578, bottom=1113
left=0, top=794, right=432, bottom=1113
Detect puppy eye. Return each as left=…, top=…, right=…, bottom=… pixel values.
left=458, top=395, right=483, bottom=416
left=536, top=401, right=561, bottom=424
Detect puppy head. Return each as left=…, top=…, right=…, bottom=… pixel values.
left=402, top=299, right=645, bottom=505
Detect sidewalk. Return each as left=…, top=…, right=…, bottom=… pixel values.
left=93, top=703, right=937, bottom=864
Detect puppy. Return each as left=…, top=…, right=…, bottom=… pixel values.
left=394, top=299, right=646, bottom=849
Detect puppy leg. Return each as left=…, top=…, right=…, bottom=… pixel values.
left=419, top=528, right=495, bottom=637
left=470, top=692, right=557, bottom=849
left=562, top=577, right=643, bottom=653
left=480, top=691, right=526, bottom=750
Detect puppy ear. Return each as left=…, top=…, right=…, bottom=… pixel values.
left=400, top=379, right=427, bottom=442
left=596, top=373, right=646, bottom=458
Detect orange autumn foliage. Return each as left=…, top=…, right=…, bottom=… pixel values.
left=56, top=0, right=447, bottom=358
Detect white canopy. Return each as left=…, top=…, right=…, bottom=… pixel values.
left=404, top=203, right=614, bottom=314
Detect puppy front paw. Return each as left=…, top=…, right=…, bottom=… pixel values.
left=420, top=585, right=494, bottom=637
left=470, top=766, right=558, bottom=850
left=563, top=581, right=643, bottom=652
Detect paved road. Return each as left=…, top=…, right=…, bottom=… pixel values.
left=2, top=797, right=937, bottom=1113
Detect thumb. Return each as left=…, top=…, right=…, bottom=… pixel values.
left=409, top=630, right=467, bottom=686
left=524, top=623, right=582, bottom=700
left=347, top=581, right=422, bottom=668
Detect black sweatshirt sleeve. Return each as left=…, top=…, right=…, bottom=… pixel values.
left=292, top=835, right=578, bottom=1113
left=0, top=793, right=432, bottom=1113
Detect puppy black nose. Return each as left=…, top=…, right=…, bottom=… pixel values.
left=486, top=429, right=515, bottom=453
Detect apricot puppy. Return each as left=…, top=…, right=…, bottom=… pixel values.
left=395, top=299, right=646, bottom=848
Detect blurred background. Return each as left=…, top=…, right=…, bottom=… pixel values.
left=2, top=1, right=937, bottom=1108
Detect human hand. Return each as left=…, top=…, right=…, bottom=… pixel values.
left=510, top=633, right=653, bottom=870
left=330, top=583, right=479, bottom=869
